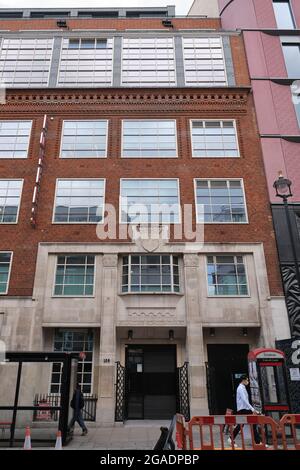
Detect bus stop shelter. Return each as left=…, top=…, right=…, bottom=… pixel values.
left=0, top=351, right=79, bottom=447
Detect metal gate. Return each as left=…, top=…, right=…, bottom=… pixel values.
left=33, top=393, right=98, bottom=422
left=177, top=362, right=190, bottom=421
left=115, top=360, right=191, bottom=421
left=115, top=361, right=126, bottom=422
left=205, top=361, right=217, bottom=415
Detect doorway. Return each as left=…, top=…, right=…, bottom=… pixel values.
left=206, top=344, right=249, bottom=414
left=125, top=345, right=177, bottom=419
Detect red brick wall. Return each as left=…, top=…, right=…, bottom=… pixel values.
left=230, top=36, right=251, bottom=87
left=0, top=17, right=221, bottom=32
left=0, top=88, right=283, bottom=297
left=0, top=20, right=282, bottom=297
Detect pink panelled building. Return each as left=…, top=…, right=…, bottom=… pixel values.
left=189, top=0, right=300, bottom=411
left=189, top=0, right=300, bottom=202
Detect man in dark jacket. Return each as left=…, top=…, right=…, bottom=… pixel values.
left=69, top=383, right=88, bottom=436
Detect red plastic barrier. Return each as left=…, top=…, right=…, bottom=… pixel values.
left=176, top=413, right=300, bottom=450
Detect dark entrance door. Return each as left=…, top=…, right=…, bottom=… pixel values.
left=207, top=344, right=249, bottom=414
left=125, top=345, right=177, bottom=419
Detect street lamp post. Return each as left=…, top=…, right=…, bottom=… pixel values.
left=273, top=173, right=300, bottom=331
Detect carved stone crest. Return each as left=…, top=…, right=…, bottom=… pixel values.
left=130, top=224, right=169, bottom=252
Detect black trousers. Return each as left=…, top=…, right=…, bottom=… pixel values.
left=233, top=409, right=261, bottom=444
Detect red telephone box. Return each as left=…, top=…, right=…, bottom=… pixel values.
left=248, top=348, right=291, bottom=421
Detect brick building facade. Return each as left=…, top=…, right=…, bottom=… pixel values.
left=0, top=8, right=289, bottom=424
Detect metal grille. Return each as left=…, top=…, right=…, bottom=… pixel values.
left=33, top=393, right=98, bottom=422
left=115, top=361, right=126, bottom=422
left=177, top=362, right=190, bottom=421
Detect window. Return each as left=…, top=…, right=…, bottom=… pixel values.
left=295, top=100, right=300, bottom=126
left=57, top=38, right=113, bottom=87
left=122, top=254, right=179, bottom=293
left=122, top=120, right=177, bottom=157
left=121, top=37, right=176, bottom=87
left=191, top=120, right=239, bottom=157
left=68, top=38, right=108, bottom=49
left=282, top=44, right=300, bottom=78
left=120, top=179, right=180, bottom=224
left=77, top=11, right=119, bottom=18
left=207, top=255, right=249, bottom=296
left=291, top=83, right=300, bottom=126
left=183, top=37, right=227, bottom=86
left=51, top=329, right=93, bottom=394
left=0, top=179, right=23, bottom=223
left=0, top=121, right=32, bottom=158
left=60, top=120, right=108, bottom=158
left=54, top=255, right=95, bottom=296
left=30, top=11, right=70, bottom=18
left=0, top=38, right=53, bottom=87
left=0, top=252, right=12, bottom=294
left=273, top=1, right=295, bottom=29
left=195, top=179, right=247, bottom=223
left=53, top=179, right=105, bottom=223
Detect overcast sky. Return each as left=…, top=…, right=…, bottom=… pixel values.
left=0, top=1, right=192, bottom=16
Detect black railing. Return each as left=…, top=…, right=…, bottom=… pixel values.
left=115, top=362, right=126, bottom=422
left=33, top=393, right=98, bottom=422
left=33, top=393, right=60, bottom=421
left=177, top=362, right=190, bottom=421
left=82, top=394, right=98, bottom=422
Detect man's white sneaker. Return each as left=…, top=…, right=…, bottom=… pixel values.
left=227, top=437, right=238, bottom=448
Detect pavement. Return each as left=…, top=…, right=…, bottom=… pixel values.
left=66, top=420, right=170, bottom=450
left=1, top=421, right=299, bottom=450
left=0, top=420, right=171, bottom=450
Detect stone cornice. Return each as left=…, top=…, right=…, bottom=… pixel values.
left=0, top=87, right=251, bottom=111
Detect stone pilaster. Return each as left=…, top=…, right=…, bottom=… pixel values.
left=97, top=254, right=118, bottom=425
left=253, top=245, right=276, bottom=348
left=183, top=254, right=208, bottom=415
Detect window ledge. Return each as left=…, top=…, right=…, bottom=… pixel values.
left=196, top=222, right=249, bottom=225
left=51, top=295, right=95, bottom=299
left=207, top=295, right=251, bottom=299
left=119, top=291, right=183, bottom=296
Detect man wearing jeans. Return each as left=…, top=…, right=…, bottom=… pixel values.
left=69, top=383, right=88, bottom=436
left=229, top=375, right=261, bottom=446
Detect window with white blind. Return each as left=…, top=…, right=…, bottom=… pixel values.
left=0, top=38, right=53, bottom=87
left=0, top=179, right=23, bottom=223
left=122, top=254, right=180, bottom=293
left=207, top=255, right=249, bottom=296
left=121, top=37, right=176, bottom=86
left=0, top=252, right=12, bottom=294
left=282, top=43, right=300, bottom=78
left=60, top=120, right=108, bottom=158
left=183, top=37, right=227, bottom=86
left=120, top=179, right=180, bottom=224
left=57, top=38, right=113, bottom=87
left=195, top=179, right=247, bottom=223
left=0, top=121, right=32, bottom=158
left=122, top=120, right=177, bottom=157
left=191, top=120, right=239, bottom=157
left=273, top=1, right=295, bottom=29
left=53, top=179, right=105, bottom=223
left=53, top=255, right=95, bottom=296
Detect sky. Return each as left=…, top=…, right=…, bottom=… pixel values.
left=0, top=0, right=192, bottom=16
